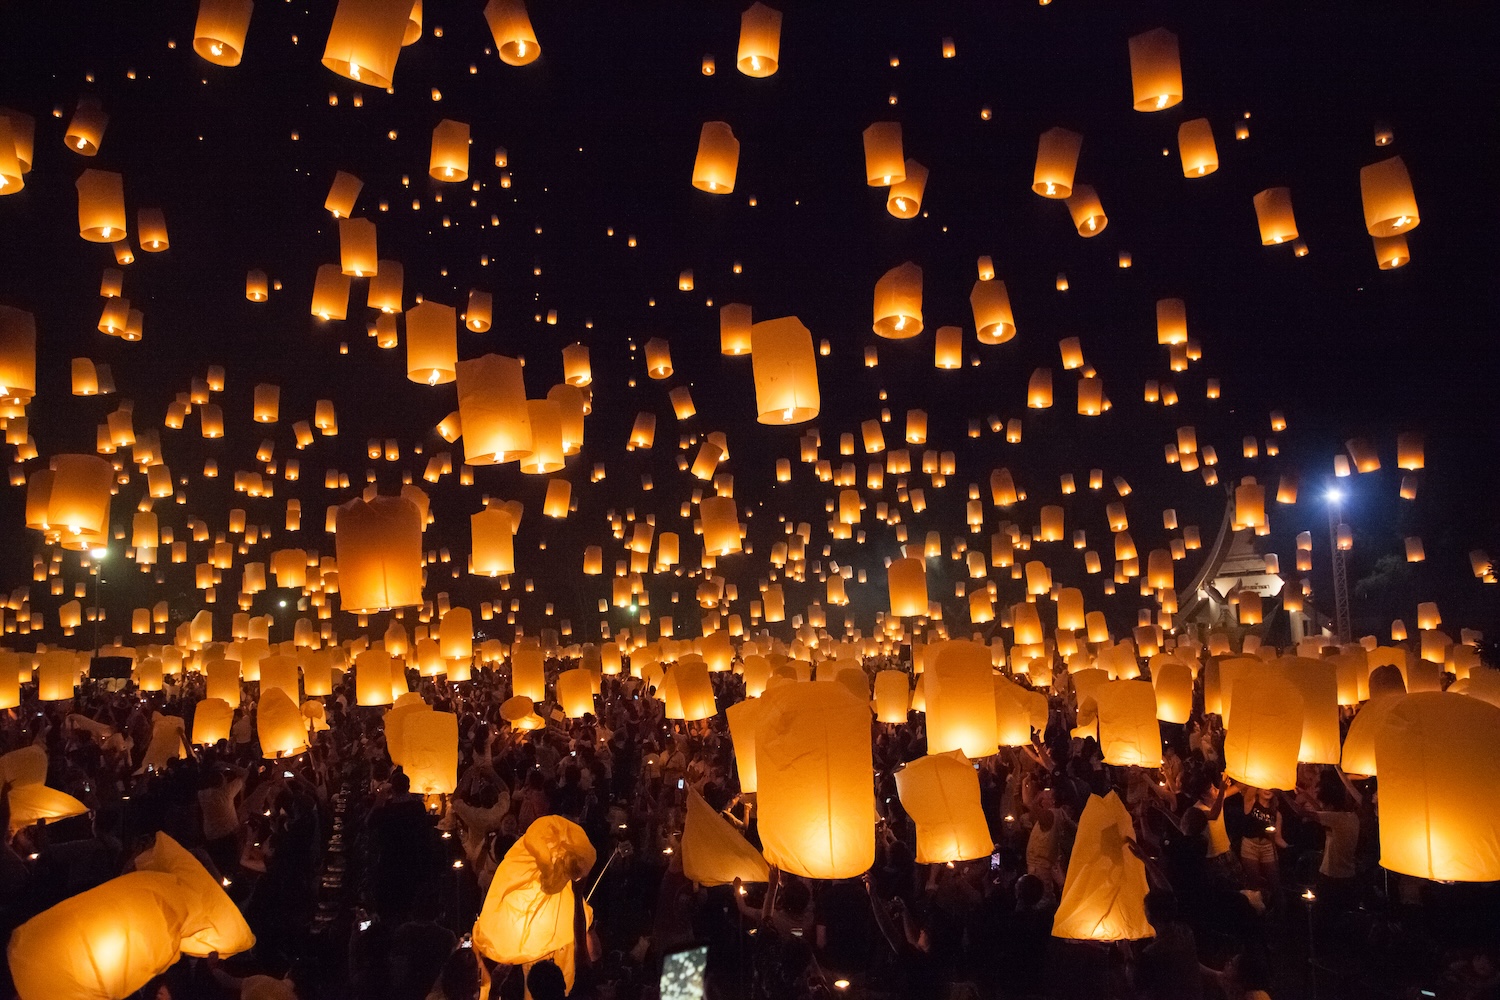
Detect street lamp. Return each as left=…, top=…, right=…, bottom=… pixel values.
left=1324, top=489, right=1351, bottom=644
left=89, top=547, right=109, bottom=657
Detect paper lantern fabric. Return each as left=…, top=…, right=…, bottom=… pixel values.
left=473, top=816, right=596, bottom=992
left=753, top=681, right=876, bottom=880
left=1152, top=658, right=1194, bottom=724
left=137, top=715, right=187, bottom=773
left=1276, top=657, right=1341, bottom=764
left=7, top=871, right=188, bottom=1000
left=681, top=790, right=769, bottom=887
left=895, top=751, right=993, bottom=864
left=924, top=640, right=998, bottom=758
left=335, top=494, right=424, bottom=613
left=993, top=676, right=1038, bottom=747
left=1375, top=692, right=1500, bottom=882
left=1223, top=671, right=1304, bottom=790
left=7, top=783, right=88, bottom=832
left=725, top=696, right=769, bottom=793
left=873, top=669, right=910, bottom=723
left=401, top=709, right=459, bottom=794
left=1051, top=792, right=1154, bottom=941
left=191, top=697, right=234, bottom=746
left=134, top=832, right=256, bottom=957
left=0, top=744, right=47, bottom=787
left=1093, top=680, right=1162, bottom=768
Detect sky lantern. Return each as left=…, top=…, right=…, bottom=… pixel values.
left=7, top=871, right=190, bottom=1000
left=1033, top=127, right=1082, bottom=198
left=310, top=263, right=350, bottom=320
left=0, top=306, right=36, bottom=404
left=751, top=316, right=819, bottom=424
left=644, top=337, right=673, bottom=378
left=1066, top=184, right=1107, bottom=236
left=429, top=119, right=470, bottom=181
left=925, top=639, right=999, bottom=758
left=888, top=556, right=927, bottom=617
left=862, top=122, right=905, bottom=186
left=519, top=399, right=565, bottom=474
left=484, top=0, right=541, bottom=66
left=338, top=217, right=377, bottom=277
left=1373, top=234, right=1409, bottom=269
left=137, top=831, right=255, bottom=957
left=473, top=817, right=597, bottom=992
left=192, top=697, right=234, bottom=745
left=934, top=325, right=962, bottom=368
left=1051, top=792, right=1154, bottom=941
left=701, top=496, right=741, bottom=557
left=193, top=0, right=253, bottom=66
left=321, top=0, right=411, bottom=88
left=0, top=118, right=24, bottom=194
left=1028, top=368, right=1053, bottom=408
left=726, top=697, right=769, bottom=791
left=1127, top=28, right=1183, bottom=111
left=1177, top=117, right=1218, bottom=176
left=872, top=261, right=922, bottom=338
left=1094, top=680, right=1162, bottom=767
left=259, top=686, right=310, bottom=758
left=873, top=669, right=909, bottom=722
left=65, top=96, right=108, bottom=155
left=562, top=342, right=592, bottom=384
left=471, top=507, right=515, bottom=576
left=43, top=454, right=113, bottom=546
left=401, top=710, right=458, bottom=793
left=1360, top=155, right=1419, bottom=236
left=1253, top=187, right=1299, bottom=245
left=754, top=681, right=875, bottom=880
left=325, top=170, right=362, bottom=217
left=896, top=752, right=993, bottom=863
left=1152, top=658, right=1193, bottom=723
left=737, top=2, right=781, bottom=77
left=457, top=354, right=532, bottom=464
left=336, top=494, right=423, bottom=613
left=691, top=122, right=739, bottom=193
left=887, top=159, right=927, bottom=218
left=1156, top=298, right=1187, bottom=345
left=405, top=301, right=457, bottom=385
left=76, top=169, right=126, bottom=242
left=719, top=303, right=752, bottom=355
left=1376, top=692, right=1500, bottom=882
left=1223, top=670, right=1303, bottom=790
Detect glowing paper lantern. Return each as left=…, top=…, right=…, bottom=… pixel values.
left=403, top=709, right=458, bottom=794
left=754, top=681, right=875, bottom=880
left=192, top=697, right=234, bottom=745
left=1094, top=680, right=1162, bottom=767
left=751, top=316, right=819, bottom=424
left=336, top=495, right=423, bottom=613
left=896, top=751, right=993, bottom=863
left=194, top=0, right=253, bottom=65
left=321, top=0, right=411, bottom=88
left=310, top=263, right=350, bottom=320
left=1033, top=127, right=1082, bottom=198
left=7, top=871, right=189, bottom=1000
left=701, top=496, right=741, bottom=557
left=1360, top=155, right=1419, bottom=237
left=457, top=354, right=532, bottom=465
left=258, top=686, right=309, bottom=758
left=873, top=669, right=909, bottom=723
left=682, top=790, right=769, bottom=886
left=1253, top=187, right=1298, bottom=245
left=76, top=169, right=126, bottom=242
left=1051, top=792, right=1153, bottom=941
left=7, top=783, right=88, bottom=831
left=1127, top=28, right=1182, bottom=111
left=406, top=300, right=458, bottom=385
left=925, top=640, right=998, bottom=758
left=1066, top=184, right=1107, bottom=236
left=691, top=121, right=739, bottom=193
left=135, top=832, right=255, bottom=956
left=1177, top=118, right=1218, bottom=177
left=736, top=2, right=781, bottom=77
left=484, top=0, right=541, bottom=66
left=1223, top=671, right=1303, bottom=790
left=473, top=817, right=596, bottom=992
left=888, top=556, right=927, bottom=617
left=0, top=306, right=37, bottom=403
left=887, top=159, right=927, bottom=218
left=872, top=262, right=922, bottom=338
left=1375, top=692, right=1500, bottom=882
left=429, top=119, right=470, bottom=181
left=1152, top=659, right=1193, bottom=724
left=968, top=278, right=1018, bottom=346
left=556, top=667, right=596, bottom=718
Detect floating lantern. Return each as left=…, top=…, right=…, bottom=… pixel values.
left=76, top=169, right=126, bottom=242
left=1177, top=118, right=1218, bottom=176
left=971, top=279, right=1015, bottom=344
left=429, top=119, right=470, bottom=181
left=1066, top=184, right=1107, bottom=236
left=321, top=0, right=412, bottom=87
left=406, top=300, right=458, bottom=385
left=1253, top=187, right=1298, bottom=245
left=691, top=121, right=739, bottom=193
left=336, top=494, right=423, bottom=613
left=872, top=262, right=922, bottom=338
left=751, top=316, right=819, bottom=424
left=1127, top=28, right=1182, bottom=111
left=1360, top=155, right=1419, bottom=237
left=887, top=159, right=927, bottom=218
left=888, top=556, right=927, bottom=617
left=484, top=0, right=540, bottom=65
left=1033, top=127, right=1082, bottom=198
left=925, top=640, right=999, bottom=758
left=736, top=3, right=781, bottom=77
left=896, top=752, right=993, bottom=863
left=862, top=122, right=905, bottom=186
left=1223, top=671, right=1303, bottom=790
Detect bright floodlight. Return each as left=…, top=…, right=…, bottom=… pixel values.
left=1325, top=488, right=1344, bottom=504
left=90, top=547, right=108, bottom=559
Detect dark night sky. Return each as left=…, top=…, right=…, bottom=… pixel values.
left=0, top=0, right=1496, bottom=647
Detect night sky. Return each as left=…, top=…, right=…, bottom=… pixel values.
left=1, top=1, right=1495, bottom=648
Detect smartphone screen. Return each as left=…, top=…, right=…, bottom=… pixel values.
left=660, top=944, right=708, bottom=1000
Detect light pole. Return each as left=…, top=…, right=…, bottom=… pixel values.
left=89, top=546, right=109, bottom=658
left=1324, top=489, right=1351, bottom=644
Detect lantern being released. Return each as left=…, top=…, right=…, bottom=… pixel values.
left=321, top=0, right=413, bottom=88
left=872, top=261, right=923, bottom=338
left=736, top=3, right=781, bottom=77
left=682, top=789, right=770, bottom=886
left=485, top=0, right=540, bottom=65
left=1033, top=127, right=1082, bottom=198
left=754, top=681, right=876, bottom=880
left=194, top=0, right=253, bottom=66
left=1051, top=792, right=1154, bottom=941
left=896, top=752, right=994, bottom=864
left=925, top=640, right=999, bottom=759
left=1375, top=692, right=1500, bottom=882
left=887, top=556, right=927, bottom=617
left=429, top=119, right=470, bottom=181
left=473, top=816, right=596, bottom=991
left=750, top=316, right=819, bottom=424
left=1360, top=155, right=1420, bottom=237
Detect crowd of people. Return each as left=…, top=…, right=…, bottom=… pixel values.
left=2, top=646, right=1498, bottom=1000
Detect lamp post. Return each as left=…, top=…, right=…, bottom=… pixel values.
left=1324, top=489, right=1351, bottom=644
left=89, top=546, right=109, bottom=658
